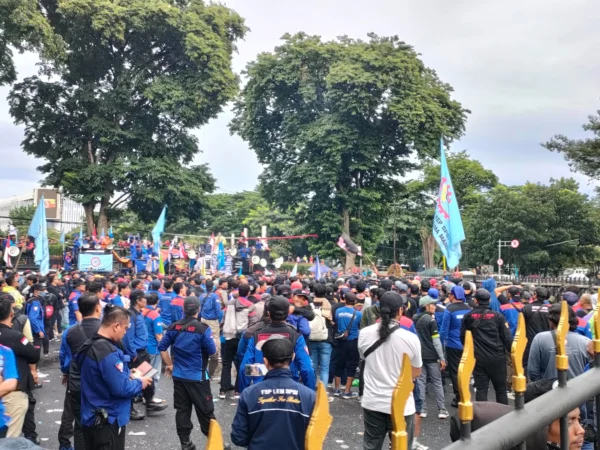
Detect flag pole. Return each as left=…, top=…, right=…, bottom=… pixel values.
left=13, top=247, right=24, bottom=272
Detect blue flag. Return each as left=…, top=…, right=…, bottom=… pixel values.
left=218, top=242, right=225, bottom=271
left=109, top=226, right=114, bottom=239
left=79, top=223, right=83, bottom=240
left=152, top=206, right=167, bottom=255
left=28, top=196, right=50, bottom=275
left=238, top=264, right=243, bottom=276
left=290, top=263, right=298, bottom=277
left=315, top=256, right=321, bottom=280
left=432, top=138, right=465, bottom=269
left=59, top=229, right=65, bottom=245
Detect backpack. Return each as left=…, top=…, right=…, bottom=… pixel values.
left=309, top=308, right=329, bottom=341
left=44, top=295, right=55, bottom=319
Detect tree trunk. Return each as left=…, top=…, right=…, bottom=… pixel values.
left=342, top=206, right=355, bottom=272
left=97, top=194, right=110, bottom=234
left=83, top=203, right=96, bottom=235
left=420, top=227, right=435, bottom=269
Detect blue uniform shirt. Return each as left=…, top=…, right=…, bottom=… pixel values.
left=440, top=302, right=472, bottom=350
left=158, top=317, right=216, bottom=381
left=334, top=306, right=362, bottom=340
left=239, top=323, right=316, bottom=392
left=231, top=368, right=316, bottom=450
left=108, top=295, right=124, bottom=308
left=170, top=296, right=185, bottom=324
left=199, top=293, right=220, bottom=321
left=68, top=291, right=82, bottom=326
left=122, top=308, right=148, bottom=359
left=142, top=306, right=163, bottom=355
left=26, top=298, right=44, bottom=335
left=77, top=336, right=143, bottom=427
left=0, top=345, right=19, bottom=429
left=159, top=292, right=176, bottom=326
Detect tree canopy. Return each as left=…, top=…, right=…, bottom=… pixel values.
left=543, top=108, right=600, bottom=180
left=231, top=32, right=468, bottom=268
left=463, top=178, right=600, bottom=275
left=7, top=0, right=246, bottom=231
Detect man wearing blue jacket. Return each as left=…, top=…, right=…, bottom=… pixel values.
left=232, top=335, right=316, bottom=450
left=159, top=279, right=176, bottom=326
left=439, top=285, right=471, bottom=408
left=26, top=284, right=45, bottom=360
left=199, top=279, right=221, bottom=378
left=159, top=296, right=219, bottom=450
left=239, top=296, right=315, bottom=393
left=77, top=305, right=153, bottom=450
left=122, top=289, right=167, bottom=419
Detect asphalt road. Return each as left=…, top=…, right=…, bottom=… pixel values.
left=32, top=341, right=457, bottom=450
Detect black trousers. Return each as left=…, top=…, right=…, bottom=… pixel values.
left=42, top=322, right=50, bottom=354
left=220, top=338, right=240, bottom=392
left=23, top=390, right=37, bottom=439
left=59, top=389, right=85, bottom=450
left=83, top=422, right=126, bottom=450
left=473, top=360, right=508, bottom=405
left=446, top=347, right=462, bottom=400
left=131, top=350, right=155, bottom=402
left=173, top=379, right=215, bottom=440
left=58, top=388, right=74, bottom=448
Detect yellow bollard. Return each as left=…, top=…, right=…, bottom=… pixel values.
left=511, top=314, right=528, bottom=402
left=555, top=300, right=569, bottom=372
left=390, top=353, right=414, bottom=450
left=458, top=330, right=476, bottom=439
left=206, top=418, right=224, bottom=450
left=305, top=381, right=333, bottom=450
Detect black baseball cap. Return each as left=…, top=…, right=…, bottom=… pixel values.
left=184, top=295, right=201, bottom=313
left=410, top=284, right=420, bottom=295
left=267, top=296, right=290, bottom=320
left=277, top=285, right=292, bottom=296
left=292, top=289, right=310, bottom=300
left=344, top=292, right=358, bottom=304
left=150, top=279, right=162, bottom=290
left=258, top=335, right=294, bottom=362
left=380, top=279, right=393, bottom=291
left=380, top=291, right=405, bottom=311
left=32, top=283, right=47, bottom=292
left=474, top=289, right=491, bottom=302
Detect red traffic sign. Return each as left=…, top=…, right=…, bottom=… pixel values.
left=497, top=258, right=504, bottom=266
left=511, top=239, right=520, bottom=248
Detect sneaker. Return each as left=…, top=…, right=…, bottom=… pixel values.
left=233, top=392, right=240, bottom=399
left=419, top=410, right=428, bottom=418
left=219, top=391, right=226, bottom=399
left=150, top=397, right=165, bottom=404
left=438, top=409, right=450, bottom=419
left=333, top=389, right=342, bottom=397
left=412, top=440, right=429, bottom=450
left=342, top=392, right=358, bottom=399
left=147, top=402, right=168, bottom=413
left=451, top=397, right=459, bottom=408
left=328, top=397, right=334, bottom=403
left=507, top=391, right=515, bottom=400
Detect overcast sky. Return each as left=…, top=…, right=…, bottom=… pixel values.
left=1, top=0, right=599, bottom=198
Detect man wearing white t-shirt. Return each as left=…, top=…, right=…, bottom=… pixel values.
left=358, top=292, right=422, bottom=450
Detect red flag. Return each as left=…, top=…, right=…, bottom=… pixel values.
left=179, top=242, right=188, bottom=259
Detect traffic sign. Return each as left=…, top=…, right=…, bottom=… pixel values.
left=511, top=239, right=520, bottom=249
left=497, top=258, right=504, bottom=266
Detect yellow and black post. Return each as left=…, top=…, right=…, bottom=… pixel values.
left=511, top=313, right=528, bottom=411
left=458, top=330, right=476, bottom=441
left=390, top=353, right=414, bottom=450
left=305, top=381, right=333, bottom=450
left=206, top=419, right=224, bottom=450
left=555, top=300, right=569, bottom=450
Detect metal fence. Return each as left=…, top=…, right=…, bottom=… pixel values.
left=383, top=301, right=600, bottom=450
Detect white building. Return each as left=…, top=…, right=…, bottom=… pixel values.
left=0, top=188, right=85, bottom=233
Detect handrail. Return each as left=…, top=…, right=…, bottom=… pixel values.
left=441, top=365, right=600, bottom=450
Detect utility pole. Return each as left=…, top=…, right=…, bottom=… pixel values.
left=497, top=239, right=520, bottom=278
left=393, top=215, right=397, bottom=263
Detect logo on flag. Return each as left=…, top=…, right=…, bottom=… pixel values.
left=20, top=337, right=29, bottom=346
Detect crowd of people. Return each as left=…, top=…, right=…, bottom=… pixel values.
left=0, top=265, right=595, bottom=450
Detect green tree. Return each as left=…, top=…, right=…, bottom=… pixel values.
left=7, top=0, right=246, bottom=231
left=463, top=178, right=600, bottom=275
left=231, top=33, right=468, bottom=269
left=543, top=109, right=600, bottom=180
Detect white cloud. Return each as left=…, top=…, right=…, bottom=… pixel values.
left=1, top=0, right=598, bottom=198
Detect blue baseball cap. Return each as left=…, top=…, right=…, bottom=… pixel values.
left=451, top=286, right=466, bottom=301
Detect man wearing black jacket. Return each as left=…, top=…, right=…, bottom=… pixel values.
left=460, top=289, right=513, bottom=405
left=58, top=293, right=102, bottom=450
left=522, top=287, right=551, bottom=371
left=0, top=294, right=41, bottom=439
left=47, top=274, right=64, bottom=341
